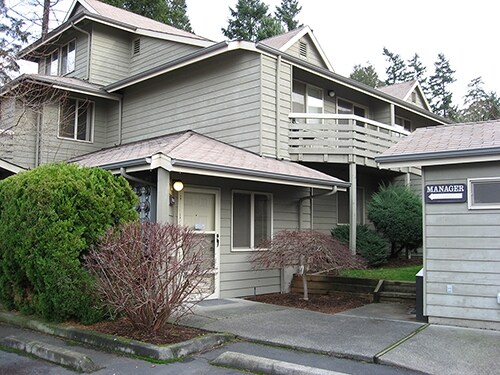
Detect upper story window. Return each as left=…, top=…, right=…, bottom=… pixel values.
left=232, top=191, right=272, bottom=251
left=59, top=98, right=94, bottom=142
left=468, top=178, right=500, bottom=209
left=45, top=40, right=76, bottom=76
left=45, top=51, right=59, bottom=75
left=61, top=40, right=76, bottom=75
left=337, top=98, right=367, bottom=126
left=292, top=80, right=323, bottom=123
left=395, top=115, right=412, bottom=131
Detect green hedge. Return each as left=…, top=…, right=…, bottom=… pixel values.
left=0, top=163, right=138, bottom=323
left=331, top=224, right=389, bottom=266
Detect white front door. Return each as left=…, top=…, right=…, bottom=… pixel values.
left=178, top=187, right=220, bottom=299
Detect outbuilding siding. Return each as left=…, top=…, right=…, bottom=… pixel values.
left=424, top=162, right=500, bottom=329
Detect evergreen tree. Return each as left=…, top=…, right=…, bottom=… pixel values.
left=428, top=53, right=457, bottom=118
left=407, top=53, right=429, bottom=92
left=0, top=1, right=30, bottom=84
left=350, top=63, right=383, bottom=88
left=275, top=0, right=302, bottom=31
left=101, top=0, right=193, bottom=32
left=222, top=0, right=284, bottom=42
left=460, top=77, right=500, bottom=122
left=383, top=47, right=411, bottom=85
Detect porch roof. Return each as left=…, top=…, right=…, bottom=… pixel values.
left=375, top=120, right=500, bottom=167
left=71, top=131, right=349, bottom=190
left=0, top=158, right=25, bottom=174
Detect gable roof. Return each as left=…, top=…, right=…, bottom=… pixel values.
left=377, top=80, right=431, bottom=111
left=20, top=0, right=213, bottom=59
left=260, top=26, right=333, bottom=71
left=72, top=131, right=349, bottom=189
left=375, top=119, right=500, bottom=167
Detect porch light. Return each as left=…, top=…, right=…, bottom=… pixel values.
left=328, top=90, right=335, bottom=98
left=173, top=180, right=184, bottom=192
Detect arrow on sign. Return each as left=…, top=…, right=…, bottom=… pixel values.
left=428, top=193, right=463, bottom=200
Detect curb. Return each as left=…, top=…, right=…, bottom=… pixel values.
left=1, top=336, right=100, bottom=373
left=212, top=351, right=349, bottom=375
left=0, top=311, right=234, bottom=361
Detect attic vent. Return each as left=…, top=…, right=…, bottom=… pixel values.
left=299, top=41, right=307, bottom=58
left=133, top=38, right=141, bottom=55
left=411, top=92, right=417, bottom=103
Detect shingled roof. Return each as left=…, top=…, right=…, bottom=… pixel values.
left=72, top=131, right=349, bottom=189
left=376, top=120, right=500, bottom=166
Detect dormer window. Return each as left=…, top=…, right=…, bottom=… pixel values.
left=133, top=38, right=141, bottom=55
left=45, top=51, right=59, bottom=75
left=61, top=40, right=76, bottom=75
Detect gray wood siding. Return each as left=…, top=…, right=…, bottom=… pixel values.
left=120, top=51, right=262, bottom=153
left=372, top=102, right=392, bottom=125
left=129, top=37, right=201, bottom=76
left=90, top=24, right=130, bottom=85
left=312, top=192, right=337, bottom=234
left=287, top=35, right=328, bottom=69
left=0, top=100, right=37, bottom=169
left=423, top=162, right=500, bottom=327
left=261, top=55, right=292, bottom=159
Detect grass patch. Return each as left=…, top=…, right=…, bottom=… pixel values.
left=340, top=264, right=422, bottom=282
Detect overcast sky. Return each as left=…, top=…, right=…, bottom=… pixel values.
left=19, top=0, right=500, bottom=105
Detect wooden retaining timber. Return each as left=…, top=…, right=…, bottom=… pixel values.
left=291, top=274, right=416, bottom=304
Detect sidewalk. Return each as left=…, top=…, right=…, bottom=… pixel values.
left=181, top=299, right=500, bottom=375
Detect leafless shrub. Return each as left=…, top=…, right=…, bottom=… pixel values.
left=251, top=230, right=366, bottom=300
left=86, top=222, right=214, bottom=332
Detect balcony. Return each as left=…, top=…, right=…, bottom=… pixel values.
left=288, top=113, right=410, bottom=167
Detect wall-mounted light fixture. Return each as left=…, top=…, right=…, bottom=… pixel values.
left=328, top=90, right=336, bottom=98
left=172, top=180, right=184, bottom=192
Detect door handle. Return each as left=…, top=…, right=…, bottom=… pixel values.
left=216, top=233, right=220, bottom=247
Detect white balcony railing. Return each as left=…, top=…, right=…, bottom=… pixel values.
left=288, top=113, right=410, bottom=165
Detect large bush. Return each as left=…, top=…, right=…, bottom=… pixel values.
left=367, top=184, right=422, bottom=258
left=86, top=222, right=214, bottom=332
left=0, top=163, right=138, bottom=323
left=331, top=224, right=389, bottom=266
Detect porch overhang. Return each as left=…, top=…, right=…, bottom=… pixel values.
left=71, top=131, right=349, bottom=190
left=0, top=158, right=25, bottom=174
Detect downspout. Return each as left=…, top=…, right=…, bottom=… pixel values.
left=117, top=96, right=123, bottom=145
left=34, top=111, right=42, bottom=167
left=70, top=22, right=91, bottom=80
left=120, top=167, right=156, bottom=187
left=275, top=55, right=282, bottom=159
left=298, top=186, right=338, bottom=229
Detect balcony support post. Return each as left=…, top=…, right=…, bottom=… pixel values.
left=349, top=162, right=357, bottom=254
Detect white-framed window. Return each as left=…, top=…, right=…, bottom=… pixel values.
left=61, top=40, right=76, bottom=75
left=58, top=98, right=94, bottom=142
left=468, top=177, right=500, bottom=209
left=45, top=50, right=59, bottom=75
left=337, top=98, right=367, bottom=127
left=292, top=80, right=324, bottom=123
left=232, top=191, right=272, bottom=251
left=395, top=115, right=412, bottom=131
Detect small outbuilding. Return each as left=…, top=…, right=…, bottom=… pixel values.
left=376, top=120, right=500, bottom=330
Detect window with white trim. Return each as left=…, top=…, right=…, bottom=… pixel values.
left=395, top=115, right=412, bottom=131
left=59, top=99, right=94, bottom=142
left=232, top=191, right=272, bottom=250
left=61, top=40, right=76, bottom=75
left=292, top=80, right=324, bottom=123
left=468, top=178, right=500, bottom=209
left=45, top=50, right=59, bottom=75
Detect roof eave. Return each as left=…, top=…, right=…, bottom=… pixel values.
left=376, top=147, right=500, bottom=168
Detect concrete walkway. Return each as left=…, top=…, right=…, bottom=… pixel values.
left=181, top=299, right=500, bottom=375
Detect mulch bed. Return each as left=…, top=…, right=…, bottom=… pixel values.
left=248, top=292, right=371, bottom=314
left=65, top=317, right=205, bottom=346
